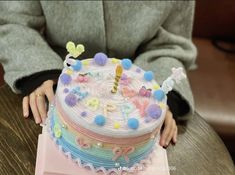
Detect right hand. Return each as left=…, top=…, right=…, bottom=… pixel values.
left=22, top=80, right=56, bottom=124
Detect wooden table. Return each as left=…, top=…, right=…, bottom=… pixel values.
left=0, top=85, right=234, bottom=175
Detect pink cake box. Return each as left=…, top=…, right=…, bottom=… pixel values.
left=35, top=126, right=170, bottom=175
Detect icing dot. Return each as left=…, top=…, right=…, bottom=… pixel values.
left=144, top=71, right=154, bottom=81
left=146, top=104, right=162, bottom=119
left=82, top=60, right=90, bottom=66
left=111, top=58, right=120, bottom=64
left=63, top=88, right=69, bottom=93
left=71, top=60, right=82, bottom=71
left=65, top=93, right=77, bottom=107
left=60, top=73, right=72, bottom=85
left=115, top=162, right=120, bottom=167
left=94, top=52, right=108, bottom=66
left=114, top=122, right=121, bottom=129
left=97, top=142, right=103, bottom=147
left=53, top=124, right=62, bottom=138
left=66, top=69, right=73, bottom=75
left=136, top=68, right=142, bottom=73
left=80, top=111, right=87, bottom=117
left=121, top=59, right=132, bottom=70
left=127, top=118, right=139, bottom=130
left=153, top=84, right=160, bottom=90
left=159, top=102, right=166, bottom=109
left=94, top=115, right=106, bottom=126
left=153, top=90, right=165, bottom=101
left=62, top=124, right=67, bottom=129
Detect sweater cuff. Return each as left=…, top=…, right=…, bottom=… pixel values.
left=167, top=90, right=190, bottom=119
left=15, top=69, right=62, bottom=96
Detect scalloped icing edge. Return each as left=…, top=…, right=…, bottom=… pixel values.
left=45, top=115, right=157, bottom=175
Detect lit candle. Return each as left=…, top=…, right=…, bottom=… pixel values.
left=111, top=65, right=123, bottom=93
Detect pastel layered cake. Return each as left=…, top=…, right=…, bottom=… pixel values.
left=47, top=42, right=185, bottom=174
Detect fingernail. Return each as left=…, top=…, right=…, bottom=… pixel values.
left=35, top=118, right=41, bottom=124
left=23, top=113, right=28, bottom=117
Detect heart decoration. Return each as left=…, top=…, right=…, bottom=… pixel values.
left=66, top=41, right=85, bottom=58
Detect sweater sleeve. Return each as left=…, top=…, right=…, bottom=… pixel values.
left=134, top=1, right=197, bottom=120
left=0, top=1, right=63, bottom=94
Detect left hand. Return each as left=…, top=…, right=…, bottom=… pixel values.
left=160, top=109, right=178, bottom=147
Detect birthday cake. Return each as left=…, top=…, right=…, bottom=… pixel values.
left=47, top=42, right=186, bottom=174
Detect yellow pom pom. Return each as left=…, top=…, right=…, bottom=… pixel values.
left=114, top=122, right=121, bottom=129
left=111, top=58, right=120, bottom=64
left=153, top=84, right=160, bottom=90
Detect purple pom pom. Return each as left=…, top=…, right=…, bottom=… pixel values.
left=60, top=73, right=72, bottom=85
left=145, top=104, right=162, bottom=119
left=94, top=52, right=108, bottom=66
left=65, top=93, right=77, bottom=107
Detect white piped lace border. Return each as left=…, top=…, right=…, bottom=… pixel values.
left=45, top=116, right=156, bottom=175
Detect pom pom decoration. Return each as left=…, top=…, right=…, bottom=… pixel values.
left=144, top=71, right=154, bottom=81
left=127, top=118, right=139, bottom=130
left=94, top=115, right=106, bottom=126
left=65, top=93, right=77, bottom=107
left=60, top=73, right=72, bottom=85
left=121, top=59, right=132, bottom=70
left=71, top=60, right=82, bottom=71
left=114, top=122, right=121, bottom=129
left=94, top=52, right=108, bottom=66
left=153, top=89, right=165, bottom=101
left=66, top=41, right=85, bottom=58
left=145, top=104, right=162, bottom=119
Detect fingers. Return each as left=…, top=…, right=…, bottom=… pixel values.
left=36, top=94, right=47, bottom=123
left=43, top=80, right=55, bottom=103
left=172, top=126, right=178, bottom=144
left=22, top=96, right=29, bottom=118
left=160, top=110, right=177, bottom=147
left=29, top=92, right=41, bottom=124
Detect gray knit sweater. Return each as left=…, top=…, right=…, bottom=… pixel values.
left=0, top=1, right=197, bottom=120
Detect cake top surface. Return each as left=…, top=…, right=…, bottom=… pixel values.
left=55, top=42, right=186, bottom=138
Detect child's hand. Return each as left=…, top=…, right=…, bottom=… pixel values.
left=160, top=109, right=177, bottom=147
left=22, top=80, right=56, bottom=124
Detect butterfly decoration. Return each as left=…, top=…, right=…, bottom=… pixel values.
left=138, top=86, right=152, bottom=97
left=66, top=41, right=85, bottom=58
left=120, top=73, right=132, bottom=86
left=76, top=73, right=89, bottom=83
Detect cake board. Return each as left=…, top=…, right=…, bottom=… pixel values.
left=35, top=126, right=170, bottom=175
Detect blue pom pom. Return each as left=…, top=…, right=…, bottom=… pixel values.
left=65, top=93, right=77, bottom=107
left=121, top=59, right=132, bottom=70
left=127, top=118, right=139, bottom=130
left=144, top=71, right=154, bottom=81
left=71, top=60, right=82, bottom=71
left=146, top=104, right=162, bottom=119
left=94, top=115, right=106, bottom=126
left=94, top=52, right=108, bottom=66
left=153, top=90, right=165, bottom=101
left=60, top=73, right=72, bottom=85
